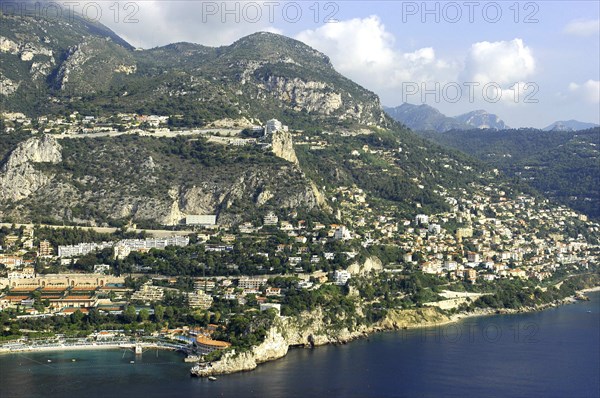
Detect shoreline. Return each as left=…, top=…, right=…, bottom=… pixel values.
left=0, top=342, right=179, bottom=355
left=1, top=287, right=597, bottom=360
left=191, top=285, right=600, bottom=377
left=379, top=285, right=600, bottom=332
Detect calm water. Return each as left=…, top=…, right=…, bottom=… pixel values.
left=1, top=292, right=599, bottom=398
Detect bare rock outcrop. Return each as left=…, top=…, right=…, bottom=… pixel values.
left=270, top=129, right=299, bottom=165
left=347, top=256, right=384, bottom=276
left=0, top=135, right=62, bottom=201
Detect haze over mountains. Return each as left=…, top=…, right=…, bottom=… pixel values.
left=384, top=103, right=597, bottom=133
left=543, top=120, right=600, bottom=132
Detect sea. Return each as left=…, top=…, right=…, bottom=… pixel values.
left=1, top=291, right=599, bottom=398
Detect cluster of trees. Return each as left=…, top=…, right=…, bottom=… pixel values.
left=472, top=271, right=600, bottom=309
left=420, top=127, right=600, bottom=219
left=352, top=272, right=445, bottom=308
left=213, top=310, right=276, bottom=353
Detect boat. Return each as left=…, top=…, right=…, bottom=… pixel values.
left=208, top=376, right=217, bottom=381
left=587, top=310, right=592, bottom=313
left=130, top=360, right=135, bottom=364
left=47, top=360, right=52, bottom=363
left=71, top=359, right=76, bottom=362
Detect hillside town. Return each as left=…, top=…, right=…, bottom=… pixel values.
left=1, top=178, right=597, bottom=317
left=1, top=113, right=599, bottom=365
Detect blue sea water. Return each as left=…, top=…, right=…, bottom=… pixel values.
left=1, top=291, right=598, bottom=398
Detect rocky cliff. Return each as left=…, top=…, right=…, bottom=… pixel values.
left=0, top=135, right=62, bottom=201
left=0, top=135, right=322, bottom=225
left=347, top=256, right=383, bottom=276
left=270, top=130, right=299, bottom=165
left=192, top=306, right=451, bottom=377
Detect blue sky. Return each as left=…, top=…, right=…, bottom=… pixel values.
left=90, top=1, right=600, bottom=127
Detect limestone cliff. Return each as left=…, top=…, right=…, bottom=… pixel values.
left=192, top=306, right=451, bottom=377
left=0, top=135, right=62, bottom=201
left=347, top=256, right=384, bottom=276
left=270, top=130, right=299, bottom=165
left=263, top=76, right=343, bottom=115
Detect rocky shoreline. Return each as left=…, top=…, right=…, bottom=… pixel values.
left=190, top=286, right=600, bottom=377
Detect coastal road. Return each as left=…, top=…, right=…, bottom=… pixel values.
left=52, top=128, right=241, bottom=139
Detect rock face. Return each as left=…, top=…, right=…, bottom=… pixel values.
left=0, top=134, right=322, bottom=225
left=192, top=306, right=451, bottom=377
left=454, top=110, right=509, bottom=130
left=0, top=72, right=19, bottom=96
left=270, top=130, right=299, bottom=165
left=0, top=135, right=62, bottom=201
left=347, top=256, right=383, bottom=276
left=378, top=307, right=451, bottom=330
left=264, top=76, right=343, bottom=115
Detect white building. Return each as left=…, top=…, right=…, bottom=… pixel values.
left=333, top=226, right=352, bottom=241
left=58, top=242, right=113, bottom=258
left=238, top=277, right=268, bottom=290
left=467, top=252, right=481, bottom=263
left=187, top=290, right=213, bottom=309
left=263, top=212, right=279, bottom=226
left=333, top=270, right=351, bottom=285
left=428, top=224, right=442, bottom=235
left=265, top=119, right=287, bottom=135
left=185, top=214, right=217, bottom=226
left=415, top=214, right=429, bottom=225
left=130, top=282, right=166, bottom=303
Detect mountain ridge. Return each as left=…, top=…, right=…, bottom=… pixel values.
left=0, top=12, right=386, bottom=129
left=384, top=103, right=508, bottom=132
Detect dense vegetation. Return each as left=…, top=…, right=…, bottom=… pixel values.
left=418, top=128, right=600, bottom=218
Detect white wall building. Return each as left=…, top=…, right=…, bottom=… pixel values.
left=333, top=226, right=352, bottom=241
left=333, top=270, right=351, bottom=285
left=263, top=212, right=279, bottom=226
left=185, top=215, right=217, bottom=226
left=265, top=119, right=285, bottom=135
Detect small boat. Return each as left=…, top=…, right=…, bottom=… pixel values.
left=47, top=360, right=52, bottom=363
left=130, top=360, right=135, bottom=364
left=587, top=310, right=592, bottom=313
left=71, top=359, right=76, bottom=362
left=208, top=376, right=217, bottom=381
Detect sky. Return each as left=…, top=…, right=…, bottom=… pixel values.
left=33, top=1, right=600, bottom=128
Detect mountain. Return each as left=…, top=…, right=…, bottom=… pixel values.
left=543, top=120, right=599, bottom=132
left=418, top=127, right=600, bottom=219
left=384, top=104, right=508, bottom=132
left=0, top=11, right=385, bottom=130
left=383, top=104, right=469, bottom=132
left=454, top=110, right=509, bottom=130
left=1, top=10, right=506, bottom=227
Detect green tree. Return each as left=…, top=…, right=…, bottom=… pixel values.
left=154, top=305, right=165, bottom=322
left=138, top=309, right=150, bottom=322
left=123, top=305, right=137, bottom=323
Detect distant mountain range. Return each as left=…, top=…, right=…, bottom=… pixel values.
left=454, top=110, right=509, bottom=130
left=384, top=103, right=596, bottom=133
left=383, top=103, right=468, bottom=132
left=383, top=103, right=508, bottom=132
left=543, top=120, right=600, bottom=132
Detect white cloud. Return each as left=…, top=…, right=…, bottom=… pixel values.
left=462, top=39, right=535, bottom=87
left=94, top=1, right=286, bottom=48
left=295, top=16, right=457, bottom=103
left=564, top=19, right=600, bottom=37
left=569, top=80, right=600, bottom=103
